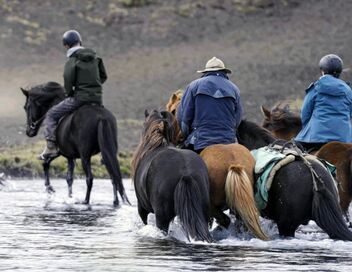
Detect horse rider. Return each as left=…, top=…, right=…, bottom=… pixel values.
left=177, top=56, right=243, bottom=153
left=39, top=29, right=108, bottom=159
left=295, top=54, right=352, bottom=151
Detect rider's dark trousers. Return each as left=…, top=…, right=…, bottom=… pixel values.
left=44, top=97, right=84, bottom=142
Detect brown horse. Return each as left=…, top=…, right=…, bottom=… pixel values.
left=166, top=91, right=269, bottom=240
left=261, top=102, right=352, bottom=225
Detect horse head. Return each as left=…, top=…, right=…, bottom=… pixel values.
left=261, top=102, right=302, bottom=140
left=21, top=82, right=65, bottom=137
left=166, top=90, right=183, bottom=116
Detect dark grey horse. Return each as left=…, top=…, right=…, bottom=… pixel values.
left=21, top=82, right=129, bottom=206
left=237, top=120, right=352, bottom=241
left=132, top=110, right=212, bottom=242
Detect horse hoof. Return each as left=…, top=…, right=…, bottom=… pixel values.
left=113, top=200, right=119, bottom=207
left=46, top=186, right=55, bottom=194
left=348, top=223, right=352, bottom=229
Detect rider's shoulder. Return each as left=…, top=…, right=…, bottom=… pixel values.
left=305, top=81, right=317, bottom=93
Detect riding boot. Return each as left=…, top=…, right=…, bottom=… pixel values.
left=38, top=140, right=59, bottom=160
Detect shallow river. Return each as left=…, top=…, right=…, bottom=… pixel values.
left=0, top=179, right=351, bottom=271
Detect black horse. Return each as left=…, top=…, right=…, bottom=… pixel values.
left=21, top=82, right=129, bottom=206
left=237, top=120, right=352, bottom=241
left=132, top=109, right=212, bottom=242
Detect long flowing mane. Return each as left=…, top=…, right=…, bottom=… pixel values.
left=237, top=120, right=276, bottom=150
left=131, top=110, right=178, bottom=176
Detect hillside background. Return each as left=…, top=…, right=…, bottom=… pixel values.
left=1, top=0, right=352, bottom=152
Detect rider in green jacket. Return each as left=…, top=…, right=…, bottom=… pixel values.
left=39, top=30, right=107, bottom=159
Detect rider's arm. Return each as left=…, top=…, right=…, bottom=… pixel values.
left=98, top=58, right=108, bottom=84
left=176, top=85, right=195, bottom=138
left=235, top=94, right=243, bottom=129
left=63, top=59, right=76, bottom=97
left=301, top=89, right=316, bottom=125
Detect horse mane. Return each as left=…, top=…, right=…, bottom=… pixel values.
left=268, top=102, right=302, bottom=130
left=29, top=82, right=65, bottom=98
left=237, top=119, right=276, bottom=149
left=131, top=110, right=178, bottom=176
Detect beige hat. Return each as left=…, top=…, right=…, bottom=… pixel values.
left=197, top=56, right=232, bottom=74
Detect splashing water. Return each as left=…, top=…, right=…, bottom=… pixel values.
left=0, top=179, right=351, bottom=271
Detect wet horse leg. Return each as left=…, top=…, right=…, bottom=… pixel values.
left=138, top=202, right=149, bottom=225
left=211, top=206, right=231, bottom=228
left=66, top=159, right=75, bottom=197
left=81, top=157, right=93, bottom=205
left=43, top=157, right=55, bottom=193
left=344, top=211, right=352, bottom=228
left=110, top=162, right=123, bottom=207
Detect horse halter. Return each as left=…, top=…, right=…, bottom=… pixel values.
left=26, top=99, right=46, bottom=131
left=29, top=115, right=46, bottom=130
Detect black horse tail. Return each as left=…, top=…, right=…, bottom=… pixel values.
left=312, top=168, right=352, bottom=241
left=98, top=119, right=130, bottom=205
left=174, top=175, right=212, bottom=243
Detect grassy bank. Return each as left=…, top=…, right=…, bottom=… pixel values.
left=0, top=141, right=133, bottom=179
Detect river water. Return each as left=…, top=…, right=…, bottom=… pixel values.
left=0, top=178, right=351, bottom=271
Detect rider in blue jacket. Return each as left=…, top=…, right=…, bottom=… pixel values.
left=177, top=57, right=243, bottom=153
left=295, top=54, right=352, bottom=151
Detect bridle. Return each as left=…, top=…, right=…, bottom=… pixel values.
left=29, top=114, right=46, bottom=130
left=26, top=98, right=46, bottom=131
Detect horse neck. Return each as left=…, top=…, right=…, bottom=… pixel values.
left=131, top=133, right=170, bottom=176
left=237, top=120, right=276, bottom=150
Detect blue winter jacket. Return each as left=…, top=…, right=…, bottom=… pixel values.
left=176, top=71, right=243, bottom=151
left=295, top=74, right=352, bottom=143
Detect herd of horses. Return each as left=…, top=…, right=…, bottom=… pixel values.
left=20, top=82, right=352, bottom=243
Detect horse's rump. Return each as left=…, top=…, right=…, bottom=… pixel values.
left=200, top=143, right=269, bottom=240
left=134, top=147, right=211, bottom=241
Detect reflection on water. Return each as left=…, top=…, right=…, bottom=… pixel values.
left=0, top=179, right=351, bottom=271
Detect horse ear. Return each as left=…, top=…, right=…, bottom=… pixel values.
left=144, top=109, right=149, bottom=118
left=261, top=105, right=271, bottom=119
left=21, top=87, right=29, bottom=97
left=171, top=93, right=178, bottom=103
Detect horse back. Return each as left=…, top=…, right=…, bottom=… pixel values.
left=56, top=105, right=117, bottom=158
left=134, top=147, right=208, bottom=212
left=200, top=143, right=254, bottom=207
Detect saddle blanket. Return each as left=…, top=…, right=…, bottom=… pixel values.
left=251, top=146, right=336, bottom=210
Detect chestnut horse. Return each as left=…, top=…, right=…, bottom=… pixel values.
left=166, top=91, right=269, bottom=240
left=132, top=109, right=212, bottom=242
left=261, top=103, right=352, bottom=224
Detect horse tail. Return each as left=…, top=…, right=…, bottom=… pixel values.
left=225, top=165, right=269, bottom=241
left=312, top=165, right=352, bottom=241
left=174, top=175, right=212, bottom=242
left=97, top=119, right=129, bottom=204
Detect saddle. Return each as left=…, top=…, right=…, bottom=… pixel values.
left=252, top=141, right=337, bottom=210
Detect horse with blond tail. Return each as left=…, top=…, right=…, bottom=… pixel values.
left=201, top=144, right=269, bottom=240
left=166, top=91, right=269, bottom=240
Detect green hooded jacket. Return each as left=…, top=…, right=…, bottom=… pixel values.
left=63, top=48, right=107, bottom=104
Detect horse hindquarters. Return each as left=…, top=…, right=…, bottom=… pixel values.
left=225, top=165, right=269, bottom=240
left=266, top=162, right=314, bottom=237
left=174, top=176, right=212, bottom=242
left=310, top=161, right=352, bottom=241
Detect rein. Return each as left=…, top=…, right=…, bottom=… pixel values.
left=268, top=140, right=326, bottom=192
left=30, top=114, right=46, bottom=130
